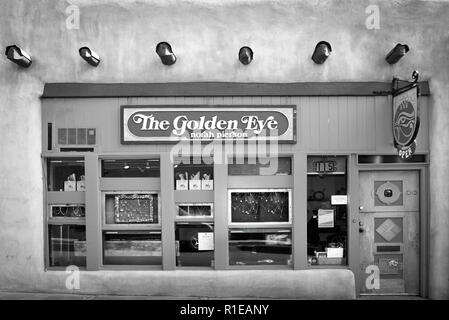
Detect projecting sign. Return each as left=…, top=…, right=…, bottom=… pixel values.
left=392, top=85, right=419, bottom=160
left=121, top=105, right=296, bottom=143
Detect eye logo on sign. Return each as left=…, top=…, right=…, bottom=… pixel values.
left=392, top=84, right=419, bottom=160
left=393, top=100, right=416, bottom=146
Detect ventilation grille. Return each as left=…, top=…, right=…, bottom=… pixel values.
left=58, top=128, right=96, bottom=145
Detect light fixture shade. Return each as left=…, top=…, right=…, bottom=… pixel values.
left=311, top=41, right=332, bottom=64
left=5, top=45, right=32, bottom=68
left=156, top=42, right=176, bottom=65
left=79, top=47, right=100, bottom=67
left=385, top=43, right=409, bottom=64
left=239, top=46, right=253, bottom=65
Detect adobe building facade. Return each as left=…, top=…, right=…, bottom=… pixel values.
left=0, top=0, right=448, bottom=299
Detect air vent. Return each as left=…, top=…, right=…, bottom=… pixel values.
left=57, top=128, right=96, bottom=145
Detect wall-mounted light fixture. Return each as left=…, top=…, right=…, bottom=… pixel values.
left=239, top=46, right=253, bottom=65
left=156, top=42, right=176, bottom=65
left=79, top=47, right=100, bottom=67
left=5, top=45, right=32, bottom=68
left=123, top=162, right=130, bottom=170
left=311, top=41, right=332, bottom=64
left=385, top=43, right=409, bottom=64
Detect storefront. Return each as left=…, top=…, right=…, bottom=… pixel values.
left=40, top=81, right=430, bottom=297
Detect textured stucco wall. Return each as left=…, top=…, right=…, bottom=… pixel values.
left=0, top=0, right=448, bottom=299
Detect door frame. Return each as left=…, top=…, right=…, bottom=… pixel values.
left=350, top=158, right=429, bottom=298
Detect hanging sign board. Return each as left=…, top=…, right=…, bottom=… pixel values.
left=392, top=85, right=419, bottom=160
left=121, top=105, right=296, bottom=144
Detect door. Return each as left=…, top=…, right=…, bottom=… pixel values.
left=359, top=171, right=420, bottom=295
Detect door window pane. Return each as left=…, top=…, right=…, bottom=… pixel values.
left=307, top=156, right=347, bottom=266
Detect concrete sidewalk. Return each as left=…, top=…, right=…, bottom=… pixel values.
left=0, top=291, right=427, bottom=300
left=0, top=291, right=209, bottom=300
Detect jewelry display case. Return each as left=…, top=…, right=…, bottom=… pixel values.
left=229, top=189, right=292, bottom=225
left=103, top=192, right=160, bottom=226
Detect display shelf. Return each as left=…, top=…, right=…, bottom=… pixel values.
left=174, top=159, right=214, bottom=191
left=174, top=190, right=214, bottom=203
left=47, top=191, right=85, bottom=204
left=99, top=178, right=161, bottom=191
left=227, top=176, right=293, bottom=189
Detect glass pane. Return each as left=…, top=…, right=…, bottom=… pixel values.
left=51, top=205, right=85, bottom=219
left=103, top=232, right=162, bottom=265
left=47, top=158, right=84, bottom=191
left=228, top=157, right=292, bottom=176
left=230, top=191, right=290, bottom=223
left=175, top=223, right=214, bottom=267
left=174, top=159, right=213, bottom=191
left=104, top=193, right=159, bottom=225
left=229, top=229, right=292, bottom=266
left=102, top=159, right=160, bottom=177
left=48, top=225, right=86, bottom=267
left=176, top=204, right=212, bottom=218
left=307, top=156, right=347, bottom=266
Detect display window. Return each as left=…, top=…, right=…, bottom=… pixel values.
left=50, top=205, right=85, bottom=220
left=175, top=222, right=214, bottom=267
left=102, top=231, right=162, bottom=265
left=228, top=189, right=292, bottom=225
left=101, top=159, right=160, bottom=178
left=176, top=203, right=213, bottom=219
left=48, top=224, right=86, bottom=267
left=174, top=158, right=213, bottom=191
left=229, top=229, right=292, bottom=266
left=307, top=156, right=348, bottom=266
left=103, top=192, right=160, bottom=226
left=47, top=158, right=85, bottom=191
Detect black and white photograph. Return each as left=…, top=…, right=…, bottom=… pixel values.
left=0, top=0, right=448, bottom=315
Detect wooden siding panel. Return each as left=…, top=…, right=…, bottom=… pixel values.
left=43, top=95, right=429, bottom=154
left=328, top=97, right=339, bottom=150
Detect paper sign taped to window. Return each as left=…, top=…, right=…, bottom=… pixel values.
left=331, top=195, right=348, bottom=205
left=318, top=209, right=334, bottom=228
left=198, top=232, right=214, bottom=251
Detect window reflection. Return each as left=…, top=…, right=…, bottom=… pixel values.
left=103, top=231, right=162, bottom=265
left=229, top=229, right=292, bottom=266
left=48, top=224, right=86, bottom=267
